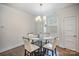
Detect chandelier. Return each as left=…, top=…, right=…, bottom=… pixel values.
left=35, top=4, right=46, bottom=22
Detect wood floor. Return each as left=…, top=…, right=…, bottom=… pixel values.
left=0, top=45, right=79, bottom=56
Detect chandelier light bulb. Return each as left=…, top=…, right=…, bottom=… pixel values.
left=35, top=16, right=42, bottom=22
left=43, top=16, right=46, bottom=20
left=35, top=17, right=39, bottom=22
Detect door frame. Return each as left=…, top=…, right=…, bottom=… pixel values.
left=62, top=16, right=78, bottom=52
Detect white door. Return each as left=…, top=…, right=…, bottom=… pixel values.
left=62, top=16, right=77, bottom=51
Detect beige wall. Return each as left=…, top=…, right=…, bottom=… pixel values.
left=56, top=5, right=79, bottom=52
left=0, top=4, right=36, bottom=52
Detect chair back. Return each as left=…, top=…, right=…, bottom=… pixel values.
left=23, top=38, right=32, bottom=44
left=52, top=37, right=59, bottom=50
left=27, top=33, right=38, bottom=38
left=23, top=37, right=32, bottom=49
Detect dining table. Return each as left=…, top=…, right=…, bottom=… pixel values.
left=29, top=36, right=57, bottom=47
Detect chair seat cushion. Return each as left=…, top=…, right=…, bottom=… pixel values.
left=43, top=43, right=54, bottom=50
left=25, top=44, right=40, bottom=53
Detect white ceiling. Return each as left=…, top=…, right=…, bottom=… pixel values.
left=2, top=3, right=77, bottom=16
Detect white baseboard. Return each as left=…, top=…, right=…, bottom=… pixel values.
left=0, top=43, right=24, bottom=53
left=59, top=45, right=79, bottom=52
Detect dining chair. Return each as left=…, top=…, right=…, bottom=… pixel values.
left=43, top=37, right=59, bottom=56
left=23, top=38, right=40, bottom=56
left=27, top=33, right=39, bottom=44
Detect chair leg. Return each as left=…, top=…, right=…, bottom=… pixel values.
left=45, top=40, right=47, bottom=44
left=30, top=53, right=32, bottom=56
left=43, top=48, right=46, bottom=55
left=24, top=49, right=26, bottom=56
left=38, top=49, right=40, bottom=56
left=55, top=48, right=57, bottom=56
left=52, top=51, right=54, bottom=56
left=46, top=49, right=49, bottom=56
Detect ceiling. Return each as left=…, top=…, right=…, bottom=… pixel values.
left=2, top=3, right=77, bottom=16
